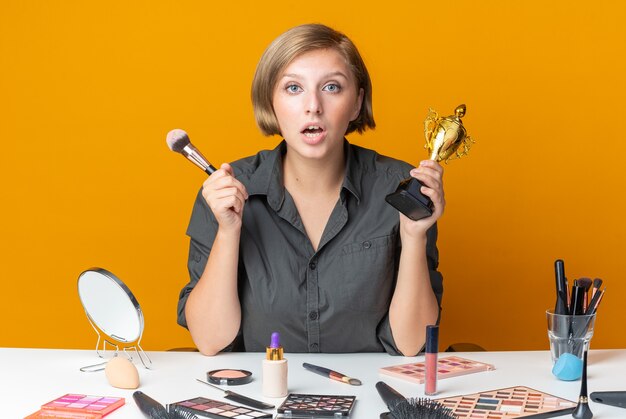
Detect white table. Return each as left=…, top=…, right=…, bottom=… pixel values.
left=1, top=348, right=625, bottom=418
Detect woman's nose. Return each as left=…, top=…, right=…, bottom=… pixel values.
left=305, top=92, right=322, bottom=114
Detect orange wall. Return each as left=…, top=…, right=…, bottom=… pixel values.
left=1, top=1, right=625, bottom=352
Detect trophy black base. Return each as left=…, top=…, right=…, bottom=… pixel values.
left=385, top=177, right=433, bottom=221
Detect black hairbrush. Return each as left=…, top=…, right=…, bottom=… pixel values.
left=384, top=398, right=457, bottom=419
left=376, top=381, right=407, bottom=409
left=133, top=391, right=198, bottom=419
left=376, top=381, right=455, bottom=419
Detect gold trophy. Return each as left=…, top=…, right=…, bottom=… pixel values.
left=385, top=104, right=474, bottom=220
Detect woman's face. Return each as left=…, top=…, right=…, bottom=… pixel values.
left=272, top=48, right=364, bottom=161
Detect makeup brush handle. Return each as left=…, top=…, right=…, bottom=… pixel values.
left=571, top=286, right=585, bottom=315
left=376, top=381, right=406, bottom=409
left=590, top=391, right=626, bottom=408
left=585, top=289, right=602, bottom=315
left=554, top=260, right=568, bottom=315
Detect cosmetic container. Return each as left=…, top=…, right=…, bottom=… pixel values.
left=262, top=332, right=288, bottom=398
left=425, top=325, right=439, bottom=396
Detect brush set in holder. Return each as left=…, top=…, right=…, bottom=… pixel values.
left=547, top=259, right=606, bottom=381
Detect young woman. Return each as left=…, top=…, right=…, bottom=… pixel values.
left=177, top=24, right=444, bottom=356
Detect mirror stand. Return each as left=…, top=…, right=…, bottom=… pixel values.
left=78, top=268, right=153, bottom=372
left=86, top=316, right=153, bottom=370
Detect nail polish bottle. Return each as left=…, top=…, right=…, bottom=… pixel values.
left=262, top=332, right=288, bottom=398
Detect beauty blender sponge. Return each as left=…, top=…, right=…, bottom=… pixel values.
left=105, top=356, right=140, bottom=389
left=552, top=353, right=583, bottom=381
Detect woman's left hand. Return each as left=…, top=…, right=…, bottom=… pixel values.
left=399, top=160, right=445, bottom=238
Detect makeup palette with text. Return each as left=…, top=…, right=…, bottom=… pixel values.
left=436, top=386, right=577, bottom=418
left=26, top=394, right=124, bottom=418
left=277, top=394, right=356, bottom=417
left=169, top=397, right=271, bottom=418
left=380, top=355, right=495, bottom=384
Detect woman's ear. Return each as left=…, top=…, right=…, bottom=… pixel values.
left=350, top=87, right=364, bottom=121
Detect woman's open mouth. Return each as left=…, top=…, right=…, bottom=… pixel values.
left=302, top=125, right=324, bottom=138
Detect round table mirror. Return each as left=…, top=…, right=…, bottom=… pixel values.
left=78, top=268, right=151, bottom=369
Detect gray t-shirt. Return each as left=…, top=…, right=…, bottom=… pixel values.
left=177, top=140, right=443, bottom=355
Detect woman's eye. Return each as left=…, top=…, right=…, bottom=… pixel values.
left=323, top=83, right=341, bottom=93
left=286, top=84, right=302, bottom=93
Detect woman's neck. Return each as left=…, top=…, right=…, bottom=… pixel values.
left=282, top=146, right=345, bottom=195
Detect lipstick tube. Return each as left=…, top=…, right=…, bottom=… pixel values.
left=425, top=325, right=439, bottom=396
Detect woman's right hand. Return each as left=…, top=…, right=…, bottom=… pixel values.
left=202, top=163, right=249, bottom=231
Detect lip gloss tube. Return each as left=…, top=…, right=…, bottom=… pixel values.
left=425, top=325, right=439, bottom=396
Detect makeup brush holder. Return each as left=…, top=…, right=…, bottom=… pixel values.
left=546, top=310, right=595, bottom=365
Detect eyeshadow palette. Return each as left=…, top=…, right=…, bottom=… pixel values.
left=169, top=397, right=272, bottom=418
left=25, top=394, right=125, bottom=418
left=380, top=355, right=495, bottom=384
left=276, top=393, right=356, bottom=418
left=436, top=386, right=577, bottom=418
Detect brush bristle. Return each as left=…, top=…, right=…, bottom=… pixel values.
left=389, top=398, right=456, bottom=419
left=577, top=277, right=592, bottom=291
left=166, top=129, right=190, bottom=153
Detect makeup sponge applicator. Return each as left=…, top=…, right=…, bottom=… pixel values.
left=105, top=356, right=140, bottom=389
left=552, top=353, right=583, bottom=381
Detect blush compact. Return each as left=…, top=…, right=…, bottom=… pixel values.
left=207, top=368, right=253, bottom=385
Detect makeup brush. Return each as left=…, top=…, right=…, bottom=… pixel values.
left=554, top=259, right=568, bottom=314
left=577, top=277, right=592, bottom=292
left=376, top=381, right=455, bottom=419
left=585, top=288, right=605, bottom=316
left=570, top=285, right=586, bottom=315
left=590, top=390, right=626, bottom=408
left=572, top=351, right=593, bottom=419
left=591, top=278, right=603, bottom=298
left=576, top=278, right=592, bottom=311
left=133, top=391, right=197, bottom=419
left=166, top=129, right=217, bottom=174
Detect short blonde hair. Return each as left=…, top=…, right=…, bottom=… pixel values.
left=251, top=24, right=375, bottom=136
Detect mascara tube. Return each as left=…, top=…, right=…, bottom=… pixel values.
left=425, top=325, right=439, bottom=396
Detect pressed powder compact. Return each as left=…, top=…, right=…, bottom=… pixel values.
left=207, top=369, right=253, bottom=385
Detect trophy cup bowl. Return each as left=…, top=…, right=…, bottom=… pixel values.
left=385, top=104, right=473, bottom=221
